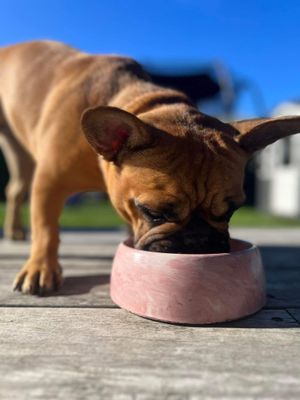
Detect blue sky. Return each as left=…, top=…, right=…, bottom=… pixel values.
left=1, top=0, right=300, bottom=117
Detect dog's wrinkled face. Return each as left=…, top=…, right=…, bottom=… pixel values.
left=82, top=105, right=300, bottom=253
left=105, top=134, right=246, bottom=254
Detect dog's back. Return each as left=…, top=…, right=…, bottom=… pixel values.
left=0, top=41, right=151, bottom=149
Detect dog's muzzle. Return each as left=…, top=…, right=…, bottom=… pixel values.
left=141, top=215, right=230, bottom=254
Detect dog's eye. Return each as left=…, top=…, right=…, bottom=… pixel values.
left=143, top=208, right=167, bottom=224
left=134, top=200, right=167, bottom=225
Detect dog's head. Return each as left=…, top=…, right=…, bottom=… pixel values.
left=81, top=104, right=300, bottom=253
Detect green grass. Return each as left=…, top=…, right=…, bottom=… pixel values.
left=0, top=201, right=299, bottom=229
left=0, top=201, right=124, bottom=229
left=230, top=206, right=300, bottom=227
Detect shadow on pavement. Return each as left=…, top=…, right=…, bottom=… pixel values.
left=46, top=273, right=111, bottom=297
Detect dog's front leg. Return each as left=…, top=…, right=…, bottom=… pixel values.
left=13, top=168, right=68, bottom=294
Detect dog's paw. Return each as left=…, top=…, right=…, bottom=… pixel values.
left=12, top=260, right=63, bottom=295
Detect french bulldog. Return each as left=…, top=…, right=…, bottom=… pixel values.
left=0, top=40, right=299, bottom=294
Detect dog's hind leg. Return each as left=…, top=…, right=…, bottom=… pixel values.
left=0, top=126, right=35, bottom=240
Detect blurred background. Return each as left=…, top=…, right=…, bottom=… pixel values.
left=1, top=0, right=300, bottom=231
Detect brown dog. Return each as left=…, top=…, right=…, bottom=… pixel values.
left=0, top=40, right=299, bottom=294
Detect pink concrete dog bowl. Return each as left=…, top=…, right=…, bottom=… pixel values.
left=110, top=239, right=266, bottom=324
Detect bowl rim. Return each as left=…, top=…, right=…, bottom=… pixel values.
left=119, top=238, right=256, bottom=259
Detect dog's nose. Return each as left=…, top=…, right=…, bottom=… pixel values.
left=143, top=239, right=230, bottom=254
left=143, top=231, right=230, bottom=254
left=143, top=238, right=182, bottom=253
left=181, top=214, right=230, bottom=253
left=142, top=214, right=230, bottom=254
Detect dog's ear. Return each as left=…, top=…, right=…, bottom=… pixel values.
left=231, top=116, right=300, bottom=155
left=81, top=106, right=152, bottom=161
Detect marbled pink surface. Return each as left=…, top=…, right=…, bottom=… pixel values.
left=110, top=239, right=266, bottom=324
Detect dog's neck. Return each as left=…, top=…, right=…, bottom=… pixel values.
left=106, top=81, right=201, bottom=138
left=109, top=81, right=194, bottom=115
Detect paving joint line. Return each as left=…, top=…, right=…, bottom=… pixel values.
left=0, top=304, right=119, bottom=309
left=285, top=308, right=300, bottom=326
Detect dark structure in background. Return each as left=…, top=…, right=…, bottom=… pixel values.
left=149, top=71, right=220, bottom=103
left=0, top=64, right=256, bottom=204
